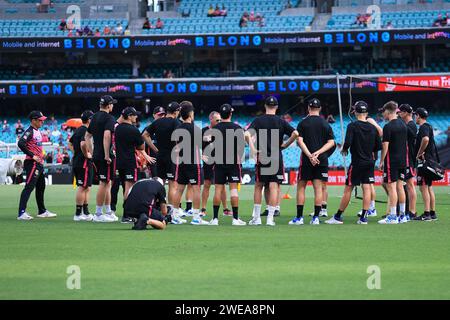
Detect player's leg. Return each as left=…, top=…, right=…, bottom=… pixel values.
left=171, top=182, right=186, bottom=220
left=221, top=186, right=231, bottom=216
left=369, top=184, right=377, bottom=215
left=229, top=182, right=244, bottom=225
left=17, top=161, right=38, bottom=219
left=397, top=175, right=407, bottom=221
left=249, top=181, right=264, bottom=225
left=34, top=168, right=48, bottom=216
left=266, top=181, right=279, bottom=226
left=310, top=179, right=323, bottom=225
left=327, top=185, right=353, bottom=225
left=429, top=184, right=437, bottom=220
left=321, top=182, right=328, bottom=217
left=185, top=184, right=193, bottom=213
left=110, top=176, right=120, bottom=212
left=201, top=179, right=212, bottom=214
left=378, top=180, right=398, bottom=224
left=406, top=177, right=416, bottom=218
left=211, top=183, right=224, bottom=224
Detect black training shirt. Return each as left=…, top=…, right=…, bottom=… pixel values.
left=406, top=120, right=417, bottom=167
left=175, top=122, right=202, bottom=165
left=415, top=122, right=437, bottom=161
left=145, top=117, right=180, bottom=156
left=343, top=120, right=381, bottom=166
left=382, top=118, right=407, bottom=167
left=213, top=121, right=245, bottom=165
left=115, top=122, right=144, bottom=169
left=248, top=114, right=295, bottom=160
left=123, top=179, right=166, bottom=215
left=69, top=125, right=88, bottom=168
left=87, top=110, right=116, bottom=161
left=297, top=115, right=334, bottom=167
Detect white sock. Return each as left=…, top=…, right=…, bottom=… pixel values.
left=399, top=203, right=406, bottom=215
left=252, top=204, right=261, bottom=219
left=390, top=206, right=397, bottom=216
left=104, top=205, right=111, bottom=214
left=96, top=206, right=103, bottom=216
left=268, top=205, right=276, bottom=219
left=370, top=201, right=375, bottom=210
left=193, top=209, right=200, bottom=220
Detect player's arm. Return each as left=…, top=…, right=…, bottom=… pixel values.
left=142, top=130, right=159, bottom=153
left=312, top=124, right=335, bottom=159
left=297, top=137, right=319, bottom=166
left=281, top=130, right=299, bottom=150
left=416, top=136, right=429, bottom=160
left=367, top=117, right=383, bottom=137
left=80, top=140, right=92, bottom=160
left=147, top=218, right=166, bottom=230
left=244, top=130, right=258, bottom=159
left=84, top=129, right=93, bottom=156
left=380, top=141, right=389, bottom=171
left=341, top=124, right=353, bottom=156
left=103, top=129, right=112, bottom=163
left=17, top=130, right=41, bottom=163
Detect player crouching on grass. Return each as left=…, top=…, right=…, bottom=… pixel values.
left=69, top=110, right=95, bottom=221
left=208, top=104, right=247, bottom=226
left=325, top=101, right=381, bottom=225
left=124, top=178, right=171, bottom=231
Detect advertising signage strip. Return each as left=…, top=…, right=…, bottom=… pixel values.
left=0, top=77, right=378, bottom=97
left=0, top=28, right=449, bottom=52
left=378, top=75, right=450, bottom=92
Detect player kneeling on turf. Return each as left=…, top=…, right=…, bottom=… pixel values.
left=124, top=178, right=169, bottom=230
left=325, top=101, right=381, bottom=225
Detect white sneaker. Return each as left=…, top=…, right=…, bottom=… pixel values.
left=73, top=215, right=87, bottom=222
left=310, top=216, right=320, bottom=225
left=266, top=217, right=275, bottom=226
left=248, top=217, right=262, bottom=225
left=309, top=210, right=328, bottom=217
left=209, top=218, right=219, bottom=226
left=178, top=209, right=187, bottom=218
left=37, top=210, right=57, bottom=218
left=106, top=212, right=119, bottom=222
left=17, top=212, right=33, bottom=221
left=191, top=218, right=210, bottom=225
left=232, top=218, right=246, bottom=226
left=288, top=217, right=304, bottom=225
left=325, top=216, right=343, bottom=225
left=399, top=215, right=408, bottom=224
left=170, top=217, right=185, bottom=225
left=378, top=215, right=399, bottom=225
left=92, top=214, right=115, bottom=223
left=83, top=214, right=94, bottom=222
left=368, top=209, right=377, bottom=217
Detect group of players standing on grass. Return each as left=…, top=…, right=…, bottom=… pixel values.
left=16, top=95, right=439, bottom=229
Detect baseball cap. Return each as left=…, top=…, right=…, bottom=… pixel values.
left=153, top=106, right=166, bottom=116
left=81, top=110, right=94, bottom=121
left=29, top=111, right=47, bottom=121
left=399, top=104, right=413, bottom=113
left=99, top=95, right=117, bottom=106
left=308, top=98, right=321, bottom=108
left=167, top=101, right=181, bottom=113
left=219, top=104, right=234, bottom=118
left=414, top=107, right=429, bottom=118
left=265, top=96, right=278, bottom=107
left=353, top=101, right=368, bottom=113
left=121, top=107, right=141, bottom=117
left=180, top=101, right=194, bottom=119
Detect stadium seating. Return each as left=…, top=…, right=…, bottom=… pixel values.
left=0, top=19, right=127, bottom=37
left=142, top=0, right=313, bottom=35
left=328, top=9, right=449, bottom=30
left=2, top=114, right=449, bottom=168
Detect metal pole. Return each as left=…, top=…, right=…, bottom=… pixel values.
left=336, top=73, right=347, bottom=176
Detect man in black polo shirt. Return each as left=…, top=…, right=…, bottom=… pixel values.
left=142, top=102, right=181, bottom=215
left=246, top=96, right=299, bottom=226
left=85, top=95, right=118, bottom=223
left=201, top=111, right=230, bottom=217
left=208, top=104, right=246, bottom=226
left=378, top=101, right=408, bottom=225
left=124, top=178, right=170, bottom=231
left=293, top=98, right=334, bottom=226
left=414, top=108, right=438, bottom=221
left=69, top=110, right=94, bottom=222
left=143, top=106, right=166, bottom=178
left=325, top=101, right=381, bottom=225
left=398, top=103, right=418, bottom=219
left=171, top=101, right=207, bottom=225
left=115, top=107, right=154, bottom=206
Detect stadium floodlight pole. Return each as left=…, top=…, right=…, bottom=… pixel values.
left=336, top=73, right=347, bottom=177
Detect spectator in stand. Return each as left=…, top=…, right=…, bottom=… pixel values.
left=220, top=5, right=227, bottom=16
left=56, top=149, right=63, bottom=164
left=2, top=120, right=9, bottom=133
left=62, top=150, right=70, bottom=165
left=249, top=11, right=256, bottom=22
left=286, top=0, right=292, bottom=9
left=446, top=13, right=450, bottom=26
left=59, top=19, right=67, bottom=31
left=207, top=5, right=215, bottom=17
left=124, top=26, right=131, bottom=35
left=103, top=25, right=111, bottom=35
left=432, top=14, right=447, bottom=27
left=114, top=23, right=124, bottom=35
left=67, top=29, right=74, bottom=37
left=143, top=18, right=152, bottom=29
left=239, top=15, right=248, bottom=28
left=46, top=152, right=53, bottom=164
left=182, top=8, right=190, bottom=17
left=155, top=18, right=164, bottom=29
left=214, top=5, right=221, bottom=16
left=94, top=29, right=101, bottom=37
left=384, top=21, right=393, bottom=29
left=258, top=15, right=266, bottom=27
left=47, top=115, right=57, bottom=127
left=163, top=69, right=174, bottom=78
left=41, top=129, right=50, bottom=143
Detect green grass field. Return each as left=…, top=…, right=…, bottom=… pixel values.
left=0, top=184, right=449, bottom=300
